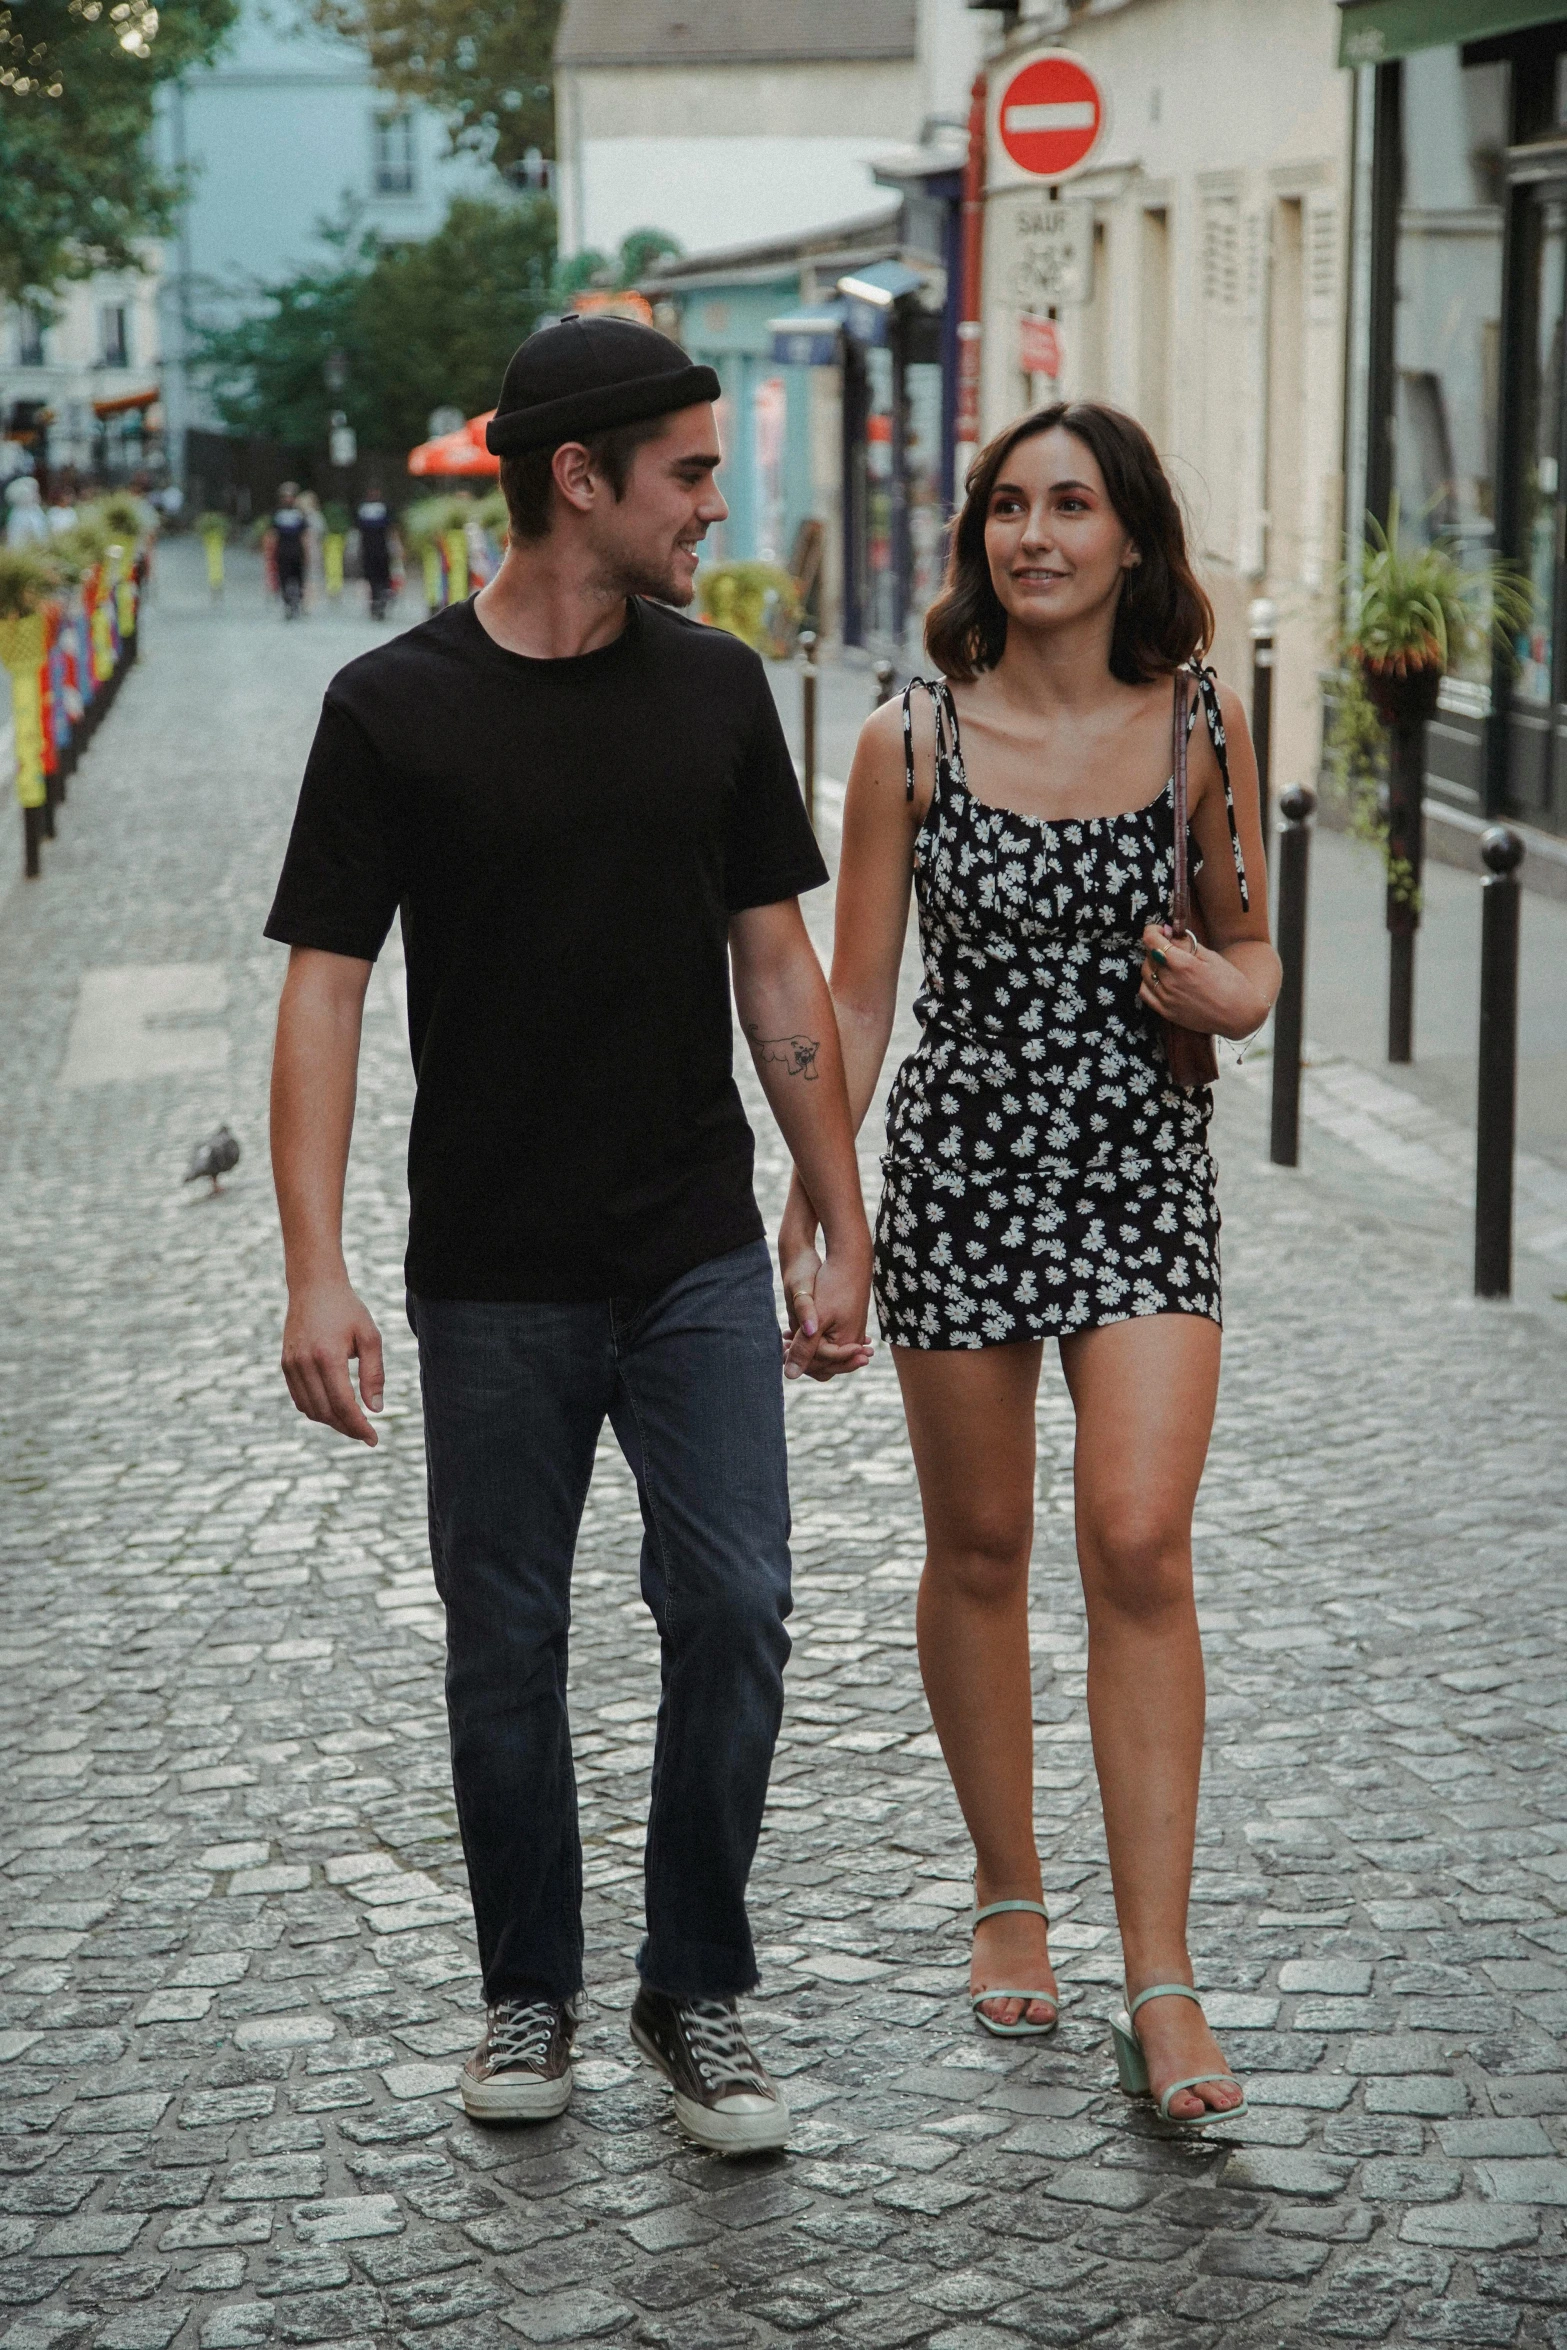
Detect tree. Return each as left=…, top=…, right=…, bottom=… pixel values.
left=195, top=197, right=558, bottom=457
left=0, top=0, right=238, bottom=301
left=307, top=0, right=563, bottom=181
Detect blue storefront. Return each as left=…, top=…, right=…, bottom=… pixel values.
left=645, top=261, right=817, bottom=577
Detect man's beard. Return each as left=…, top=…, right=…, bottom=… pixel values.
left=603, top=545, right=697, bottom=608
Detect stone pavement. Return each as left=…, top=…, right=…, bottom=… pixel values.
left=2, top=545, right=1566, bottom=2350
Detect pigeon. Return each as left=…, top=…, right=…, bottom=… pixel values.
left=184, top=1124, right=240, bottom=1193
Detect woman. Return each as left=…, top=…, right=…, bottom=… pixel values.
left=782, top=404, right=1279, bottom=2126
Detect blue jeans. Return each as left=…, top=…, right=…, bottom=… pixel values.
left=408, top=1241, right=792, bottom=2006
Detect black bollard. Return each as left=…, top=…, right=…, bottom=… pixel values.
left=1474, top=824, right=1525, bottom=1299
left=1269, top=784, right=1314, bottom=1167
left=798, top=629, right=818, bottom=831
left=1385, top=714, right=1425, bottom=1064
left=874, top=656, right=895, bottom=708
left=1248, top=597, right=1276, bottom=869
left=23, top=803, right=44, bottom=880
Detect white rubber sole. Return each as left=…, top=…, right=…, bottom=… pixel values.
left=459, top=2065, right=573, bottom=2122
left=669, top=2085, right=790, bottom=2154
left=630, top=2028, right=790, bottom=2155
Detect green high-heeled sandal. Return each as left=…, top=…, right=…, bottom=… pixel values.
left=1110, top=1983, right=1248, bottom=2129
left=970, top=1898, right=1059, bottom=2038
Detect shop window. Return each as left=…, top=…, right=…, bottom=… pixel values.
left=99, top=305, right=129, bottom=368
left=373, top=111, right=417, bottom=197
left=1392, top=51, right=1507, bottom=677
left=17, top=308, right=46, bottom=367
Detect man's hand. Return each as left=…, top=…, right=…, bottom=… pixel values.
left=282, top=1278, right=385, bottom=1446
left=780, top=1188, right=873, bottom=1384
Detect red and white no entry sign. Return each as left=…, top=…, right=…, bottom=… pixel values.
left=997, top=53, right=1105, bottom=181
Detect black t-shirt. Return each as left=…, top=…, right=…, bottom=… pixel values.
left=356, top=501, right=390, bottom=573
left=273, top=509, right=307, bottom=570
left=265, top=597, right=826, bottom=1302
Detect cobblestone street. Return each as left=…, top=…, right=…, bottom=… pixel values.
left=4, top=547, right=1567, bottom=2350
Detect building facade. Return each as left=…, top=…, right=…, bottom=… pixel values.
left=974, top=0, right=1352, bottom=804
left=155, top=0, right=493, bottom=474
left=554, top=0, right=957, bottom=261
left=647, top=208, right=951, bottom=647
left=1342, top=0, right=1567, bottom=841
left=2, top=269, right=167, bottom=491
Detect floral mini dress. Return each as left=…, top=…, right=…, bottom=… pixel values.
left=873, top=667, right=1248, bottom=1350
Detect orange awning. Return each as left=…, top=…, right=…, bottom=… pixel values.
left=93, top=387, right=159, bottom=418
left=407, top=410, right=500, bottom=478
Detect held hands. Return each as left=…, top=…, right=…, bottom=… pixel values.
left=1137, top=923, right=1268, bottom=1041
left=779, top=1183, right=874, bottom=1384
left=281, top=1276, right=385, bottom=1446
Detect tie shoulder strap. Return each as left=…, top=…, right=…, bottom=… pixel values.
left=1187, top=659, right=1250, bottom=913
left=900, top=675, right=964, bottom=806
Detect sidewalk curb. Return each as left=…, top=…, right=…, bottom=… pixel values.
left=1317, top=785, right=1567, bottom=903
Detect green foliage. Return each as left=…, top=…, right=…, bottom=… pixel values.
left=552, top=228, right=682, bottom=307
left=618, top=228, right=682, bottom=283
left=0, top=544, right=63, bottom=618
left=323, top=501, right=352, bottom=534
left=475, top=488, right=510, bottom=540
left=196, top=511, right=230, bottom=542
left=1330, top=500, right=1531, bottom=910
left=1322, top=662, right=1420, bottom=904
left=0, top=0, right=237, bottom=299
left=1342, top=498, right=1533, bottom=678
left=50, top=508, right=115, bottom=579
left=195, top=197, right=556, bottom=458
left=699, top=562, right=800, bottom=656
left=400, top=493, right=473, bottom=557
left=307, top=0, right=562, bottom=179
left=94, top=489, right=155, bottom=542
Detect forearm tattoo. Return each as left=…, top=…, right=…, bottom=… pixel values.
left=747, top=1025, right=820, bottom=1080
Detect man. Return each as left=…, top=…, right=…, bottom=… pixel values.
left=264, top=315, right=872, bottom=2156
left=269, top=483, right=308, bottom=619
left=354, top=486, right=396, bottom=620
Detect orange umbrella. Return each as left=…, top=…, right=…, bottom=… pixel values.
left=407, top=411, right=500, bottom=478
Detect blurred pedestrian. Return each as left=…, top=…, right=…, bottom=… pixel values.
left=5, top=475, right=50, bottom=548
left=354, top=486, right=396, bottom=620
left=267, top=483, right=308, bottom=619
left=782, top=401, right=1281, bottom=2129
left=298, top=489, right=325, bottom=599
left=263, top=316, right=872, bottom=2155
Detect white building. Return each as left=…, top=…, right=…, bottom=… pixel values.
left=2, top=267, right=166, bottom=488
left=554, top=0, right=937, bottom=260
left=979, top=0, right=1352, bottom=798
left=1, top=0, right=491, bottom=492
left=156, top=0, right=494, bottom=462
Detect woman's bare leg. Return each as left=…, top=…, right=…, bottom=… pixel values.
left=894, top=1341, right=1056, bottom=2028
left=1059, top=1312, right=1241, bottom=2119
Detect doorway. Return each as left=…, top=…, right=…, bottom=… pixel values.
left=1504, top=166, right=1567, bottom=827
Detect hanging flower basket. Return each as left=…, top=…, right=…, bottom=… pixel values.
left=1355, top=651, right=1444, bottom=729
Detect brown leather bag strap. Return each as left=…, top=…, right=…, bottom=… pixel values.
left=1169, top=666, right=1192, bottom=932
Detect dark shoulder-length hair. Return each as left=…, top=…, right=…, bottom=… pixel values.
left=925, top=401, right=1215, bottom=685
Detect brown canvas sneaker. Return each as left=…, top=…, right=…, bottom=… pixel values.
left=460, top=1995, right=578, bottom=2121
left=629, top=1985, right=789, bottom=2154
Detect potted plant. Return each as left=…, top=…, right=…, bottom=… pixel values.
left=698, top=560, right=801, bottom=656
left=1335, top=501, right=1530, bottom=1062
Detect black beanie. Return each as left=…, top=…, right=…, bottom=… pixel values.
left=485, top=314, right=721, bottom=458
